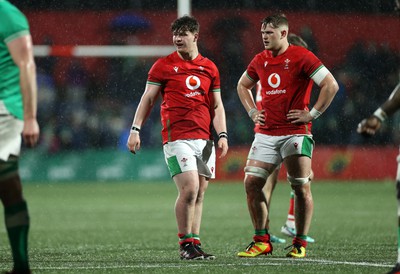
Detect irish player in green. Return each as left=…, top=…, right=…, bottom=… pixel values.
left=0, top=1, right=40, bottom=273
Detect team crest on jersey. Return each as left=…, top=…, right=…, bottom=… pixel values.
left=264, top=61, right=268, bottom=67
left=181, top=157, right=188, bottom=167
left=185, top=75, right=201, bottom=90
left=173, top=66, right=179, bottom=72
left=267, top=73, right=281, bottom=88
left=284, top=59, right=290, bottom=70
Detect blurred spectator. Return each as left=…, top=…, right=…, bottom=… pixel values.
left=32, top=34, right=400, bottom=152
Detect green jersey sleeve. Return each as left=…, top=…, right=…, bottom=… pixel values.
left=0, top=1, right=30, bottom=43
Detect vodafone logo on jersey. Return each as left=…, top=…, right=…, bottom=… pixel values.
left=185, top=75, right=201, bottom=90
left=267, top=73, right=280, bottom=88
left=265, top=73, right=286, bottom=95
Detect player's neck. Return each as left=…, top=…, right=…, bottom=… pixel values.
left=177, top=48, right=199, bottom=61
left=271, top=42, right=289, bottom=57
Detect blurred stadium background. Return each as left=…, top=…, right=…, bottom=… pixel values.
left=1, top=1, right=399, bottom=273
left=12, top=0, right=400, bottom=183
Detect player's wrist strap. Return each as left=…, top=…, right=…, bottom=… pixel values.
left=130, top=125, right=141, bottom=134
left=309, top=107, right=322, bottom=119
left=373, top=108, right=387, bottom=122
left=218, top=132, right=228, bottom=139
left=248, top=108, right=257, bottom=118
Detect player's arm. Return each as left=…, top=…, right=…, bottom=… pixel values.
left=237, top=71, right=265, bottom=125
left=7, top=34, right=39, bottom=147
left=211, top=91, right=228, bottom=158
left=287, top=70, right=339, bottom=123
left=357, top=82, right=400, bottom=135
left=126, top=83, right=161, bottom=154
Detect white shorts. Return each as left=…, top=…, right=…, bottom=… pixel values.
left=0, top=115, right=23, bottom=161
left=163, top=139, right=216, bottom=179
left=248, top=133, right=314, bottom=165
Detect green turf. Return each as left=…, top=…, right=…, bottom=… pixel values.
left=0, top=180, right=396, bottom=273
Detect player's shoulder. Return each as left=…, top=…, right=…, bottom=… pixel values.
left=0, top=0, right=25, bottom=19
left=200, top=55, right=218, bottom=68
left=152, top=52, right=175, bottom=67
left=287, top=45, right=319, bottom=63
left=289, top=44, right=315, bottom=56
left=0, top=1, right=29, bottom=39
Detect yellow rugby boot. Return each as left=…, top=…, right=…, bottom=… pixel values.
left=286, top=244, right=306, bottom=258
left=237, top=241, right=273, bottom=257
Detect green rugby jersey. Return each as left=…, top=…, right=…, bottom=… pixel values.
left=0, top=0, right=30, bottom=120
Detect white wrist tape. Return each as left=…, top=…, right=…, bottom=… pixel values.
left=130, top=124, right=141, bottom=134
left=309, top=107, right=322, bottom=119
left=373, top=108, right=387, bottom=122
left=248, top=108, right=257, bottom=118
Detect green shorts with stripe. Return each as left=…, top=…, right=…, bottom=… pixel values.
left=163, top=139, right=216, bottom=179
left=248, top=133, right=314, bottom=165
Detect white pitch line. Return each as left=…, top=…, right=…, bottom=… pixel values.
left=30, top=258, right=393, bottom=270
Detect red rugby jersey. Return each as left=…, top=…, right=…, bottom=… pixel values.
left=147, top=51, right=221, bottom=144
left=247, top=44, right=324, bottom=136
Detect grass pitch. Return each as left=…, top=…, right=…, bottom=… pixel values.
left=0, top=180, right=396, bottom=273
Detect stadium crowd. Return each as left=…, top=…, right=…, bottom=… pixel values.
left=32, top=39, right=400, bottom=153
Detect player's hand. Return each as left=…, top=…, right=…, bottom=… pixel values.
left=287, top=109, right=313, bottom=124
left=22, top=118, right=40, bottom=147
left=126, top=132, right=141, bottom=154
left=357, top=116, right=382, bottom=136
left=251, top=110, right=265, bottom=126
left=217, top=138, right=228, bottom=158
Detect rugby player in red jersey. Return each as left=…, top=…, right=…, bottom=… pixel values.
left=127, top=15, right=228, bottom=260
left=237, top=14, right=338, bottom=258
left=259, top=34, right=315, bottom=244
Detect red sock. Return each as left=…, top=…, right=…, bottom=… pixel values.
left=288, top=195, right=294, bottom=216
left=293, top=236, right=307, bottom=248
left=178, top=233, right=193, bottom=245
left=253, top=234, right=270, bottom=243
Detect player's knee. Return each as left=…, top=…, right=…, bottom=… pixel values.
left=244, top=166, right=269, bottom=180
left=0, top=156, right=19, bottom=182
left=287, top=173, right=312, bottom=186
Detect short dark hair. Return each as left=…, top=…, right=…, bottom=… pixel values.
left=261, top=14, right=289, bottom=29
left=171, top=15, right=200, bottom=34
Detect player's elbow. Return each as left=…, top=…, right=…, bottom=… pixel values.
left=324, top=78, right=339, bottom=97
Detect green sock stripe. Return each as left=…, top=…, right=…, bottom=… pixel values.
left=5, top=201, right=28, bottom=215
left=192, top=234, right=200, bottom=240
left=296, top=234, right=308, bottom=240
left=290, top=191, right=294, bottom=198
left=180, top=233, right=193, bottom=240
left=255, top=229, right=267, bottom=236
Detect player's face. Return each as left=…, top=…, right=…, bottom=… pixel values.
left=172, top=30, right=198, bottom=54
left=261, top=23, right=283, bottom=50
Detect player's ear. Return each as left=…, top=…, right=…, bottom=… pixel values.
left=281, top=29, right=288, bottom=39
left=193, top=32, right=199, bottom=42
